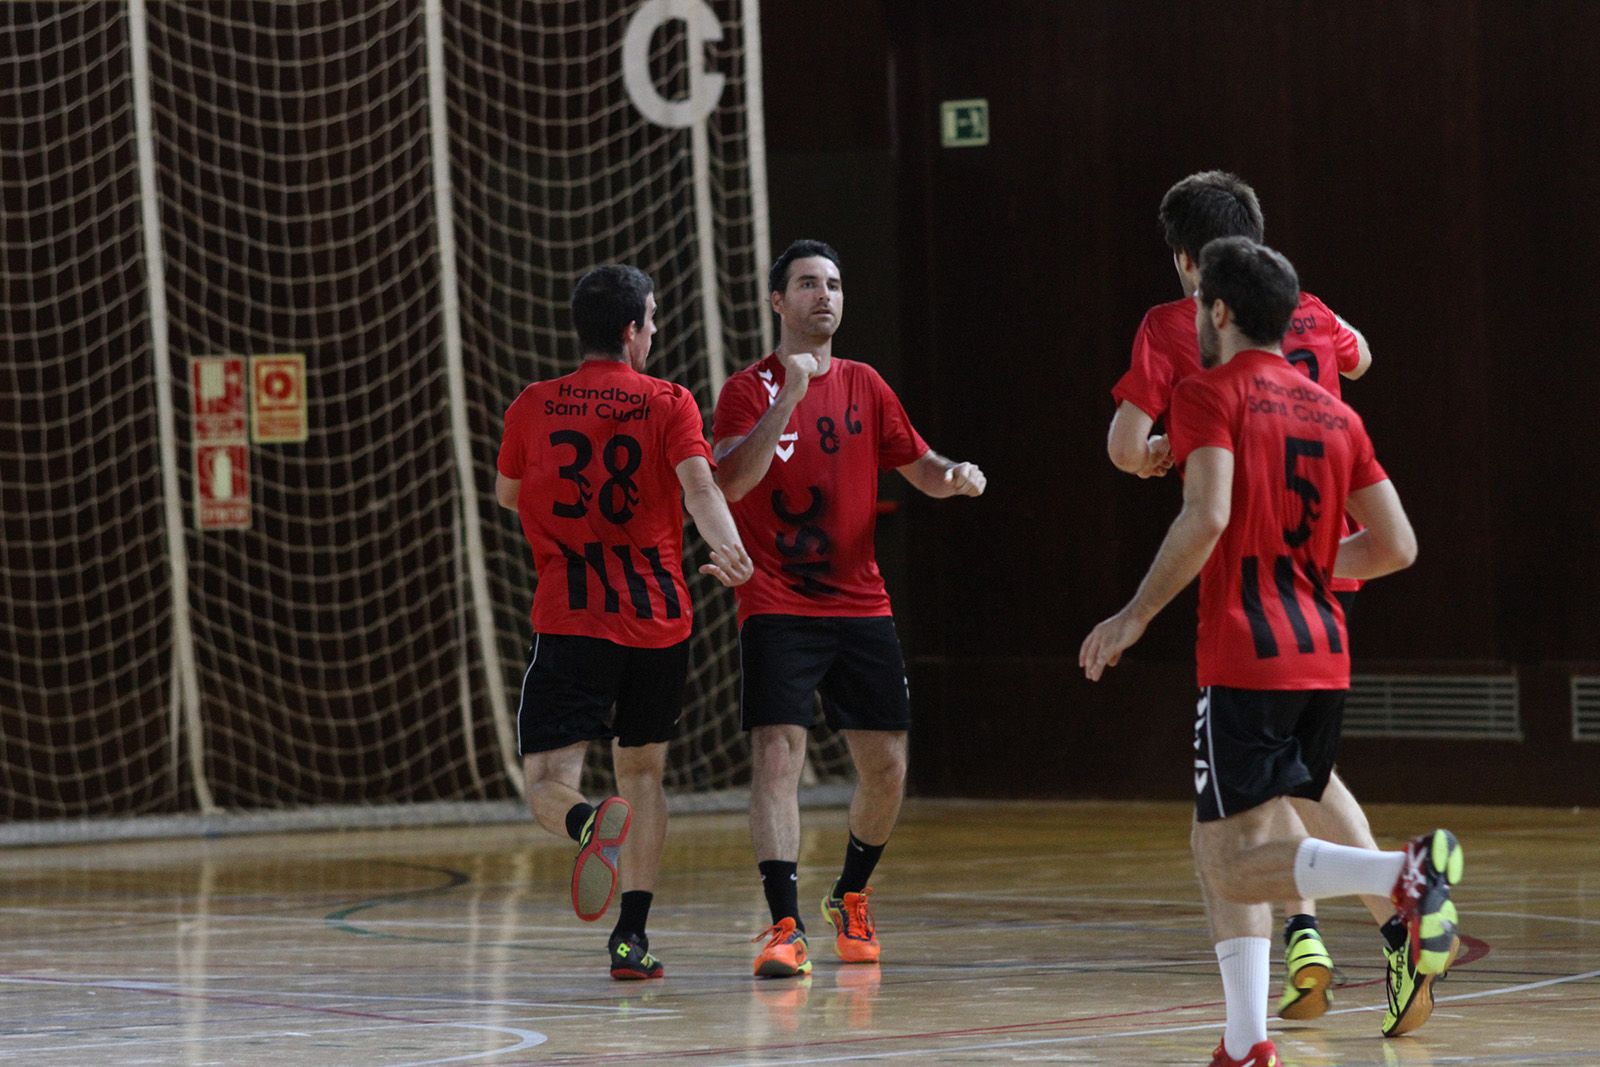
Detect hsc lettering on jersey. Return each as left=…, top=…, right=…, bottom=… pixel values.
left=558, top=539, right=682, bottom=620
left=771, top=485, right=838, bottom=598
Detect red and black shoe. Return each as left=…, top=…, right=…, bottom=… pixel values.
left=1390, top=828, right=1465, bottom=975
left=572, top=797, right=631, bottom=922
left=608, top=932, right=663, bottom=980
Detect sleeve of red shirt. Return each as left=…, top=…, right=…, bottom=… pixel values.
left=1111, top=310, right=1176, bottom=421
left=663, top=386, right=714, bottom=469
left=711, top=370, right=766, bottom=443
left=496, top=387, right=531, bottom=479
left=1347, top=410, right=1389, bottom=489
left=1168, top=376, right=1234, bottom=465
left=869, top=366, right=930, bottom=469
left=1321, top=298, right=1362, bottom=374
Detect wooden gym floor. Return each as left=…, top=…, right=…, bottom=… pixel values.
left=1, top=800, right=1596, bottom=1065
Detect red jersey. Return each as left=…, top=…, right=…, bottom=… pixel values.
left=1115, top=291, right=1366, bottom=592
left=1168, top=350, right=1387, bottom=690
left=712, top=355, right=928, bottom=623
left=497, top=359, right=711, bottom=648
left=1113, top=291, right=1361, bottom=421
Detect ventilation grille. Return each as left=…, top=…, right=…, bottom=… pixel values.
left=1344, top=674, right=1521, bottom=739
left=1574, top=677, right=1600, bottom=741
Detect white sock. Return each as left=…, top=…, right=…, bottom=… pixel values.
left=1216, top=936, right=1270, bottom=1059
left=1293, top=838, right=1405, bottom=900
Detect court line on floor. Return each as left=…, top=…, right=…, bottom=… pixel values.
left=0, top=975, right=552, bottom=1064
left=516, top=957, right=1600, bottom=1066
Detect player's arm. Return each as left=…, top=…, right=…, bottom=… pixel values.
left=1338, top=314, right=1373, bottom=380
left=1107, top=401, right=1174, bottom=478
left=897, top=448, right=985, bottom=498
left=1333, top=479, right=1416, bottom=579
left=495, top=473, right=519, bottom=511
left=677, top=455, right=754, bottom=587
left=1079, top=445, right=1232, bottom=680
left=712, top=352, right=818, bottom=502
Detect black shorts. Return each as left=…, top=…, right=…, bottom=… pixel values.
left=739, top=614, right=911, bottom=732
left=516, top=633, right=689, bottom=754
left=1192, top=685, right=1345, bottom=822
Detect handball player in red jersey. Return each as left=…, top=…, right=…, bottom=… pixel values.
left=496, top=264, right=752, bottom=980
left=712, top=240, right=985, bottom=978
left=1081, top=237, right=1462, bottom=1067
left=1106, top=171, right=1428, bottom=1028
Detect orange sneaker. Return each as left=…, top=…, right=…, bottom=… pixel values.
left=822, top=886, right=880, bottom=963
left=752, top=917, right=812, bottom=978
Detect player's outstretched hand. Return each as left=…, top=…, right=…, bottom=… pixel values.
left=1138, top=435, right=1174, bottom=479
left=1079, top=609, right=1148, bottom=681
left=700, top=543, right=755, bottom=587
left=944, top=462, right=986, bottom=497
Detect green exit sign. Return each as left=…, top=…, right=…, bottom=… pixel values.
left=940, top=98, right=989, bottom=147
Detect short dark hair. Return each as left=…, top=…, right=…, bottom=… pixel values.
left=1159, top=171, right=1265, bottom=261
left=571, top=264, right=653, bottom=355
left=768, top=239, right=841, bottom=294
left=1197, top=237, right=1300, bottom=346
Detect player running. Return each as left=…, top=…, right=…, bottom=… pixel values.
left=496, top=264, right=752, bottom=980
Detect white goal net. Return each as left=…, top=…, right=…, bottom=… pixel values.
left=1, top=0, right=850, bottom=838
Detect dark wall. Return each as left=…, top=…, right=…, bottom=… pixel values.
left=763, top=1, right=1600, bottom=804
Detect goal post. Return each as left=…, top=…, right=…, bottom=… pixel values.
left=0, top=0, right=850, bottom=842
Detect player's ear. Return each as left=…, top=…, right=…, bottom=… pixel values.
left=1210, top=299, right=1230, bottom=331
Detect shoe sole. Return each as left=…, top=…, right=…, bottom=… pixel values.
left=754, top=957, right=813, bottom=978
left=821, top=896, right=882, bottom=964
left=572, top=797, right=631, bottom=922
left=1415, top=830, right=1465, bottom=975
left=610, top=967, right=663, bottom=981
left=1277, top=961, right=1333, bottom=1020
left=1385, top=933, right=1462, bottom=1037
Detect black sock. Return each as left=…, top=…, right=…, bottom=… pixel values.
left=1284, top=913, right=1319, bottom=945
left=835, top=833, right=886, bottom=897
left=758, top=860, right=802, bottom=931
left=610, top=890, right=653, bottom=947
left=564, top=802, right=595, bottom=843
left=1380, top=915, right=1407, bottom=951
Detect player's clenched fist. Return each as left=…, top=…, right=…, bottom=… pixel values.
left=943, top=461, right=986, bottom=497
left=777, top=351, right=819, bottom=400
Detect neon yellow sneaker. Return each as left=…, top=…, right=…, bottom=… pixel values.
left=1276, top=924, right=1334, bottom=1020
left=1383, top=927, right=1461, bottom=1036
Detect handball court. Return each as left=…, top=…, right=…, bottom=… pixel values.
left=1, top=800, right=1595, bottom=1066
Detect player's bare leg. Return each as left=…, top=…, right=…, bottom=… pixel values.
left=607, top=739, right=668, bottom=979
left=1193, top=801, right=1289, bottom=1065
left=750, top=723, right=812, bottom=977
left=523, top=743, right=587, bottom=836
left=750, top=723, right=808, bottom=863
left=841, top=728, right=907, bottom=845
left=526, top=742, right=631, bottom=922
left=819, top=729, right=907, bottom=963
left=613, top=740, right=669, bottom=895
